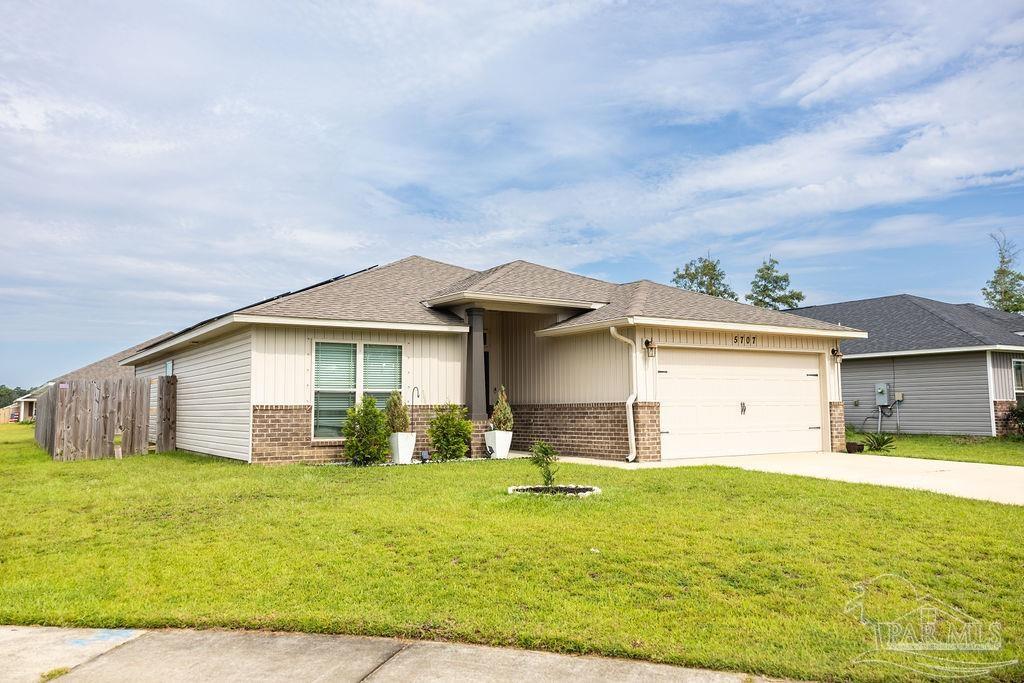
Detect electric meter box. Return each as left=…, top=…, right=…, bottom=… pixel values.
left=875, top=382, right=891, bottom=406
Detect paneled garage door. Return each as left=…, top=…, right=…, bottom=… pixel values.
left=658, top=348, right=823, bottom=459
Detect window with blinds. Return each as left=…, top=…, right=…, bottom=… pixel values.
left=1014, top=359, right=1024, bottom=393
left=363, top=344, right=402, bottom=409
left=314, top=343, right=356, bottom=438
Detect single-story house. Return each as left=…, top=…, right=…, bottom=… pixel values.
left=121, top=256, right=864, bottom=464
left=15, top=332, right=174, bottom=422
left=791, top=295, right=1024, bottom=436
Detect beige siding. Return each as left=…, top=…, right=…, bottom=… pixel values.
left=992, top=351, right=1024, bottom=401
left=135, top=330, right=252, bottom=460
left=251, top=324, right=465, bottom=406
left=499, top=313, right=630, bottom=404
left=634, top=325, right=837, bottom=402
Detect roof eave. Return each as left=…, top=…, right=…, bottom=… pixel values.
left=424, top=291, right=607, bottom=310
left=537, top=315, right=866, bottom=339
left=844, top=344, right=1024, bottom=360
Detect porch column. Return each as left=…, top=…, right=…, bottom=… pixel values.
left=465, top=307, right=488, bottom=421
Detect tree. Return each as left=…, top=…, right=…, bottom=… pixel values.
left=671, top=254, right=738, bottom=300
left=0, top=385, right=33, bottom=408
left=746, top=256, right=805, bottom=309
left=982, top=231, right=1024, bottom=313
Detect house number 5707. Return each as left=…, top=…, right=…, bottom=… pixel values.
left=733, top=335, right=757, bottom=345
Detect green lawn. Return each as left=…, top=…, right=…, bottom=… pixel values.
left=2, top=423, right=1022, bottom=682
left=848, top=430, right=1024, bottom=467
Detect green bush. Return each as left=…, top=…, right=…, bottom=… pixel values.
left=1009, top=404, right=1024, bottom=434
left=428, top=403, right=473, bottom=461
left=343, top=395, right=390, bottom=466
left=862, top=432, right=895, bottom=453
left=491, top=385, right=514, bottom=431
left=385, top=390, right=410, bottom=433
left=529, top=440, right=560, bottom=487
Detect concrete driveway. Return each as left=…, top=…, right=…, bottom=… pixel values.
left=561, top=452, right=1024, bottom=505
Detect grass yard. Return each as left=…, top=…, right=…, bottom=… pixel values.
left=1, top=423, right=1022, bottom=682
left=848, top=430, right=1024, bottom=467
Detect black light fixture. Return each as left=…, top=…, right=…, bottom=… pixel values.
left=644, top=338, right=657, bottom=358
left=831, top=347, right=843, bottom=361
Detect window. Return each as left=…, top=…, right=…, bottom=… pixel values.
left=1014, top=359, right=1024, bottom=393
left=312, top=342, right=402, bottom=438
left=314, top=343, right=356, bottom=438
left=164, top=360, right=173, bottom=376
left=363, top=344, right=402, bottom=408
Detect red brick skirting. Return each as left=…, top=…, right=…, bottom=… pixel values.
left=829, top=401, right=846, bottom=452
left=510, top=402, right=661, bottom=461
left=994, top=400, right=1020, bottom=437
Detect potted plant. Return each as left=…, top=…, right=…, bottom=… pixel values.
left=385, top=390, right=416, bottom=465
left=485, top=385, right=514, bottom=459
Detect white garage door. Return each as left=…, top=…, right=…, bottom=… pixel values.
left=659, top=348, right=824, bottom=459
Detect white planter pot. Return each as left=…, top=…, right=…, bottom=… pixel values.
left=485, top=430, right=513, bottom=459
left=389, top=432, right=416, bottom=464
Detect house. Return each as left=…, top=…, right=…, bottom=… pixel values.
left=15, top=332, right=174, bottom=422
left=791, top=295, right=1024, bottom=436
left=120, top=256, right=864, bottom=464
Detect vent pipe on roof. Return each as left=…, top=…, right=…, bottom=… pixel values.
left=609, top=326, right=637, bottom=462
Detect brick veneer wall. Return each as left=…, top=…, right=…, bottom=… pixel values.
left=994, top=400, right=1020, bottom=437
left=510, top=402, right=661, bottom=461
left=828, top=401, right=846, bottom=452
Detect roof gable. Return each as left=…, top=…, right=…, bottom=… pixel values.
left=426, top=260, right=618, bottom=305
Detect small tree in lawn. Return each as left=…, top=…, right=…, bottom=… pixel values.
left=385, top=390, right=410, bottom=433
left=982, top=230, right=1024, bottom=313
left=428, top=403, right=473, bottom=461
left=671, top=254, right=738, bottom=301
left=491, top=386, right=514, bottom=432
left=529, top=440, right=559, bottom=487
left=746, top=256, right=805, bottom=310
left=343, top=395, right=390, bottom=466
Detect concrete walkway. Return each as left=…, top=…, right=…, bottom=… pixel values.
left=1, top=625, right=786, bottom=682
left=561, top=452, right=1024, bottom=505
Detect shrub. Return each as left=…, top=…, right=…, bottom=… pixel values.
left=385, top=390, right=410, bottom=433
left=1009, top=404, right=1024, bottom=435
left=491, top=386, right=514, bottom=431
left=428, top=404, right=473, bottom=461
left=529, top=440, right=560, bottom=487
left=343, top=395, right=390, bottom=466
left=862, top=432, right=895, bottom=453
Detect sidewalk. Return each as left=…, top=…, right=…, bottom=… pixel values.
left=1, top=625, right=786, bottom=682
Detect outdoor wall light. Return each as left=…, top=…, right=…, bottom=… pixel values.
left=831, top=347, right=843, bottom=362
left=644, top=338, right=657, bottom=358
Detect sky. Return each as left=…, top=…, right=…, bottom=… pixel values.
left=1, top=0, right=1023, bottom=388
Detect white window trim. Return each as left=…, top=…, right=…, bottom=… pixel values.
left=310, top=339, right=405, bottom=442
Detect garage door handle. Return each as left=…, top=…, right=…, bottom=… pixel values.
left=660, top=430, right=670, bottom=434
left=809, top=426, right=821, bottom=430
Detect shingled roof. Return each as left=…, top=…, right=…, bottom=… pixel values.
left=426, top=260, right=619, bottom=304
left=791, top=295, right=1024, bottom=355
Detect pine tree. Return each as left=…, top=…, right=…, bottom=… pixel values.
left=671, top=254, right=738, bottom=300
left=746, top=256, right=805, bottom=310
left=981, top=231, right=1024, bottom=313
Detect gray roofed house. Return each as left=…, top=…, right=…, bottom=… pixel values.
left=122, top=256, right=865, bottom=464
left=792, top=295, right=1024, bottom=437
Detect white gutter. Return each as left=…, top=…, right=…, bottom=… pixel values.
left=537, top=316, right=866, bottom=339
left=609, top=326, right=637, bottom=462
left=844, top=345, right=1024, bottom=360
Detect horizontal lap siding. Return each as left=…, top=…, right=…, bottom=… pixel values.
left=251, top=325, right=464, bottom=406
left=135, top=330, right=252, bottom=460
left=842, top=352, right=992, bottom=435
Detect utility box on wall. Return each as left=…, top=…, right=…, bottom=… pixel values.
left=875, top=382, right=891, bottom=406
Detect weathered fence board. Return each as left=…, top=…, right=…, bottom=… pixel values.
left=36, top=376, right=175, bottom=461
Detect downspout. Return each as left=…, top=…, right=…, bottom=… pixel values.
left=609, top=326, right=638, bottom=462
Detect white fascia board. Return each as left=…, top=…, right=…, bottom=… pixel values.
left=121, top=313, right=470, bottom=366
left=423, top=291, right=607, bottom=310
left=535, top=315, right=863, bottom=339
left=844, top=345, right=1024, bottom=360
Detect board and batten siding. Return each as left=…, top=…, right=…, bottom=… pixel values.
left=842, top=352, right=992, bottom=435
left=251, top=325, right=465, bottom=406
left=135, top=330, right=252, bottom=460
left=633, top=326, right=841, bottom=403
left=498, top=312, right=630, bottom=404
left=991, top=351, right=1024, bottom=401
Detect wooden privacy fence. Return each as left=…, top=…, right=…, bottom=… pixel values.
left=34, top=376, right=176, bottom=461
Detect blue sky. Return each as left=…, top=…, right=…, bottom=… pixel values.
left=1, top=0, right=1023, bottom=387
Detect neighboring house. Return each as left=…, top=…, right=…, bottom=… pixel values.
left=792, top=295, right=1024, bottom=436
left=16, top=332, right=174, bottom=423
left=121, top=256, right=863, bottom=464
